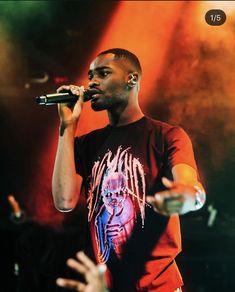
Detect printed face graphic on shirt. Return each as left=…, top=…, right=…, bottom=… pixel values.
left=101, top=171, right=127, bottom=213
left=87, top=146, right=146, bottom=264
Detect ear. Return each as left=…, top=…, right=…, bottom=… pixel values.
left=127, top=72, right=139, bottom=86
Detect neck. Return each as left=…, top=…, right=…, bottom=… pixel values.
left=107, top=98, right=144, bottom=127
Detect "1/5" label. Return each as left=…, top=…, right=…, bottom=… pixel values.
left=205, top=9, right=226, bottom=26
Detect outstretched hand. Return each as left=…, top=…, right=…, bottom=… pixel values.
left=146, top=177, right=197, bottom=216
left=56, top=251, right=108, bottom=292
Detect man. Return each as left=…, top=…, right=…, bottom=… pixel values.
left=52, top=48, right=205, bottom=291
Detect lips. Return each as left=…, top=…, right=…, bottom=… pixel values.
left=92, top=93, right=101, bottom=99
left=88, top=88, right=103, bottom=99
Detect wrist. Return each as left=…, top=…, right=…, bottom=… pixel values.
left=193, top=185, right=206, bottom=210
left=59, top=120, right=77, bottom=136
left=179, top=185, right=205, bottom=215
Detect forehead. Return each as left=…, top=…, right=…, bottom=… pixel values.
left=89, top=53, right=128, bottom=71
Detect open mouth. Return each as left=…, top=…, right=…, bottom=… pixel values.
left=91, top=96, right=99, bottom=104
left=91, top=93, right=102, bottom=99
left=88, top=89, right=103, bottom=100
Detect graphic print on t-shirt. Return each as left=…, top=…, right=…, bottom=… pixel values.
left=87, top=146, right=146, bottom=264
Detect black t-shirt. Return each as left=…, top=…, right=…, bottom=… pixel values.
left=74, top=116, right=197, bottom=291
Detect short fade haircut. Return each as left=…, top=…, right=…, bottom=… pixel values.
left=98, top=48, right=142, bottom=75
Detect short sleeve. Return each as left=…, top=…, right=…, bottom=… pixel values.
left=165, top=126, right=198, bottom=171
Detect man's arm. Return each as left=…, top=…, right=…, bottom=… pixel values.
left=146, top=163, right=206, bottom=216
left=52, top=85, right=85, bottom=212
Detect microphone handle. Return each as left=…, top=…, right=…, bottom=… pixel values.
left=36, top=90, right=91, bottom=105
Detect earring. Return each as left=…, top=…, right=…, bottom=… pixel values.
left=128, top=75, right=137, bottom=86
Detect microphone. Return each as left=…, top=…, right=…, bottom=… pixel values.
left=36, top=90, right=91, bottom=105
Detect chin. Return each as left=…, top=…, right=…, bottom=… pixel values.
left=91, top=104, right=106, bottom=111
left=91, top=102, right=111, bottom=111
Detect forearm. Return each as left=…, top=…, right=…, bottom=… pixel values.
left=52, top=123, right=82, bottom=212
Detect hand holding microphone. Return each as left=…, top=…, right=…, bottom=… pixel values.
left=59, top=85, right=86, bottom=130
left=42, top=85, right=89, bottom=132
left=36, top=86, right=92, bottom=105
left=35, top=84, right=92, bottom=134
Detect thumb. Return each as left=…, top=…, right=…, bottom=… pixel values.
left=162, top=177, right=174, bottom=188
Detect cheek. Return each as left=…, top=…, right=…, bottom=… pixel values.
left=105, top=85, right=128, bottom=102
left=105, top=78, right=127, bottom=94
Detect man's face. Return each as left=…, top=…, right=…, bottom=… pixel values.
left=88, top=53, right=130, bottom=111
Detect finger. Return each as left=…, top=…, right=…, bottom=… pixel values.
left=56, top=277, right=86, bottom=291
left=147, top=195, right=183, bottom=208
left=162, top=177, right=174, bottom=188
left=77, top=86, right=85, bottom=103
left=146, top=190, right=173, bottom=206
left=57, top=85, right=84, bottom=98
left=165, top=207, right=182, bottom=215
left=66, top=258, right=88, bottom=275
left=69, top=85, right=82, bottom=97
left=146, top=194, right=183, bottom=215
left=146, top=195, right=166, bottom=215
left=166, top=207, right=183, bottom=215
left=154, top=188, right=183, bottom=199
left=151, top=203, right=182, bottom=216
left=56, top=85, right=70, bottom=93
left=163, top=194, right=184, bottom=202
left=146, top=195, right=162, bottom=207
left=76, top=251, right=97, bottom=271
left=164, top=200, right=183, bottom=213
left=146, top=193, right=167, bottom=206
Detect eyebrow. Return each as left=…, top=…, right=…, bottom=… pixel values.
left=88, top=66, right=111, bottom=76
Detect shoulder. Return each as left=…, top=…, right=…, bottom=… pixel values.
left=144, top=116, right=185, bottom=135
left=144, top=116, right=192, bottom=146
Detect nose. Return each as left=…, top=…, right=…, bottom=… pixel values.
left=88, top=78, right=100, bottom=88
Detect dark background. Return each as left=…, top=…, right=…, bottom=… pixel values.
left=0, top=1, right=235, bottom=291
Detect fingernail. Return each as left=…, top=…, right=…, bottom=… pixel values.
left=67, top=258, right=74, bottom=265
left=77, top=251, right=84, bottom=257
left=56, top=278, right=64, bottom=286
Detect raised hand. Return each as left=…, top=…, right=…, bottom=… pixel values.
left=56, top=251, right=108, bottom=292
left=56, top=85, right=85, bottom=128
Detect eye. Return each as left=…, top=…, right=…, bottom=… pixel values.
left=99, top=71, right=110, bottom=78
left=88, top=73, right=93, bottom=80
